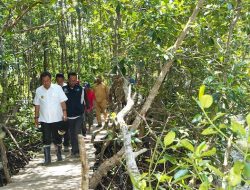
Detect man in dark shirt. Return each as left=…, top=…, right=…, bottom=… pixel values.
left=56, top=73, right=70, bottom=152
left=62, top=72, right=88, bottom=156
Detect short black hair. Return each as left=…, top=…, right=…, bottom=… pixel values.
left=56, top=73, right=64, bottom=79
left=68, top=72, right=77, bottom=79
left=40, top=71, right=51, bottom=81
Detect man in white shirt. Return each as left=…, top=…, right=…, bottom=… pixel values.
left=33, top=71, right=68, bottom=165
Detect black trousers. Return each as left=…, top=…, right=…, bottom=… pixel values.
left=41, top=122, right=62, bottom=146
left=58, top=121, right=70, bottom=147
left=68, top=116, right=83, bottom=155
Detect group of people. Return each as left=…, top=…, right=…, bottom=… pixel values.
left=33, top=71, right=109, bottom=165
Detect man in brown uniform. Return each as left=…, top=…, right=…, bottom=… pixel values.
left=93, top=76, right=109, bottom=127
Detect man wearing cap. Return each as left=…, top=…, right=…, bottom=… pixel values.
left=34, top=71, right=68, bottom=165
left=56, top=73, right=70, bottom=152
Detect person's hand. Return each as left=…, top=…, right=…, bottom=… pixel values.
left=63, top=115, right=67, bottom=121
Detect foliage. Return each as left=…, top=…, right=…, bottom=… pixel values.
left=136, top=86, right=250, bottom=189
left=0, top=0, right=249, bottom=189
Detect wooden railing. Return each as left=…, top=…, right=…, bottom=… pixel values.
left=78, top=134, right=89, bottom=190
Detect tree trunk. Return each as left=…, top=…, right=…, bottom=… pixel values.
left=0, top=139, right=11, bottom=183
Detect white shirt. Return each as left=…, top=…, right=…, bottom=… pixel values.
left=33, top=84, right=68, bottom=123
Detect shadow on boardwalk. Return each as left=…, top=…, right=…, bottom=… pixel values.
left=2, top=116, right=109, bottom=190
left=1, top=152, right=82, bottom=190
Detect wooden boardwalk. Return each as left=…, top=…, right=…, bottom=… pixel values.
left=1, top=124, right=108, bottom=190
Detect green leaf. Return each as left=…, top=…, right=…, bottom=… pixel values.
left=192, top=114, right=202, bottom=123
left=228, top=167, right=242, bottom=186
left=199, top=85, right=206, bottom=101
left=164, top=131, right=175, bottom=147
left=243, top=162, right=250, bottom=179
left=154, top=173, right=170, bottom=182
left=231, top=120, right=246, bottom=136
left=162, top=154, right=177, bottom=164
left=195, top=141, right=207, bottom=156
left=138, top=179, right=147, bottom=189
left=206, top=164, right=224, bottom=177
left=212, top=112, right=226, bottom=121
left=199, top=181, right=210, bottom=190
left=201, top=147, right=216, bottom=157
left=219, top=124, right=227, bottom=129
left=174, top=169, right=189, bottom=180
left=246, top=113, right=250, bottom=126
left=200, top=95, right=213, bottom=109
left=201, top=127, right=218, bottom=135
left=180, top=139, right=194, bottom=152
left=233, top=161, right=244, bottom=174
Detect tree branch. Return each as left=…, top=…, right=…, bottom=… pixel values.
left=0, top=1, right=41, bottom=36
left=224, top=0, right=241, bottom=63
left=131, top=0, right=205, bottom=130
left=89, top=0, right=205, bottom=188
left=18, top=23, right=57, bottom=33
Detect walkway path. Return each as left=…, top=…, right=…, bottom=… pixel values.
left=2, top=123, right=108, bottom=190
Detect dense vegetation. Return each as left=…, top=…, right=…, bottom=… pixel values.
left=0, top=0, right=249, bottom=189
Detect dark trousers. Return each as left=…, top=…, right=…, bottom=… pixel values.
left=63, top=128, right=70, bottom=147
left=59, top=121, right=70, bottom=147
left=68, top=116, right=83, bottom=154
left=41, top=122, right=62, bottom=146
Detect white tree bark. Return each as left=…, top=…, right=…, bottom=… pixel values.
left=117, top=86, right=140, bottom=189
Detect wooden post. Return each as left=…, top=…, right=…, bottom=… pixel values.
left=78, top=134, right=89, bottom=190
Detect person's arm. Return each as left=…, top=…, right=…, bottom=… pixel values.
left=61, top=102, right=67, bottom=121
left=34, top=105, right=40, bottom=127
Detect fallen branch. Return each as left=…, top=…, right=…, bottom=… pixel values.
left=5, top=127, right=28, bottom=135
left=89, top=148, right=125, bottom=189
left=2, top=125, right=29, bottom=163
left=117, top=85, right=140, bottom=189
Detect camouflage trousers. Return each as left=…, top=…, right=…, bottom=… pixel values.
left=84, top=110, right=94, bottom=129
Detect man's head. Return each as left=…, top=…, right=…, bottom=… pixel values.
left=84, top=82, right=90, bottom=89
left=40, top=71, right=51, bottom=89
left=95, top=75, right=102, bottom=84
left=56, top=73, right=65, bottom=86
left=68, top=72, right=78, bottom=88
